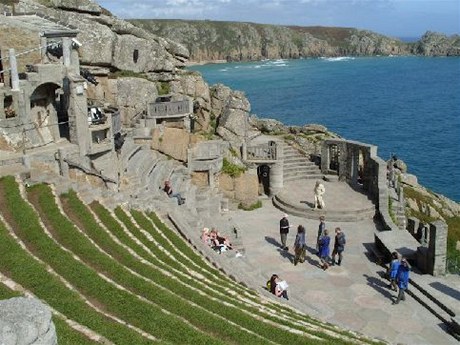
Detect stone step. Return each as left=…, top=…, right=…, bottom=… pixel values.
left=272, top=194, right=375, bottom=222
left=283, top=156, right=314, bottom=163
left=407, top=279, right=458, bottom=337
left=284, top=174, right=324, bottom=182
left=283, top=165, right=320, bottom=172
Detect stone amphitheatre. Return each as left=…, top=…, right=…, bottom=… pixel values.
left=0, top=1, right=459, bottom=344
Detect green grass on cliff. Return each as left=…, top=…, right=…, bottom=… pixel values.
left=404, top=186, right=460, bottom=272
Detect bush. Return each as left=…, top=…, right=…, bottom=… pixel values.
left=157, top=81, right=171, bottom=95
left=222, top=158, right=246, bottom=177
left=238, top=200, right=262, bottom=211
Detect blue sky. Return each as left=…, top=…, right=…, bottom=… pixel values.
left=98, top=0, right=460, bottom=38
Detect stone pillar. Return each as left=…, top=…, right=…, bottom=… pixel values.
left=8, top=48, right=19, bottom=91
left=270, top=160, right=283, bottom=196
left=428, top=220, right=447, bottom=276
left=40, top=36, right=48, bottom=63
left=62, top=37, right=72, bottom=67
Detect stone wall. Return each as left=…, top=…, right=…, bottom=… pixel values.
left=218, top=170, right=258, bottom=207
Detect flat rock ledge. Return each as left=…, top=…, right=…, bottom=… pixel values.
left=0, top=297, right=57, bottom=345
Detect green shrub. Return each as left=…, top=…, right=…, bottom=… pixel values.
left=222, top=158, right=246, bottom=177
left=157, top=81, right=171, bottom=95
left=238, top=200, right=262, bottom=211
left=108, top=70, right=149, bottom=80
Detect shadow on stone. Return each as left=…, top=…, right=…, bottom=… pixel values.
left=430, top=282, right=460, bottom=301
left=264, top=236, right=281, bottom=248
left=277, top=248, right=294, bottom=263
left=300, top=200, right=315, bottom=208
left=364, top=273, right=394, bottom=301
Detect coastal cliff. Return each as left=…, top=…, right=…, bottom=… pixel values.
left=129, top=19, right=460, bottom=63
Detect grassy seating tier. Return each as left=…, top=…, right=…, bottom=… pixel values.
left=0, top=181, right=159, bottom=344
left=1, top=177, right=218, bottom=345
left=58, top=188, right=336, bottom=344
left=34, top=184, right=266, bottom=345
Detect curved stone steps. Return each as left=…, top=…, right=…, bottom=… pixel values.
left=273, top=193, right=375, bottom=222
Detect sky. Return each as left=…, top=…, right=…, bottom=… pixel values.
left=98, top=0, right=460, bottom=38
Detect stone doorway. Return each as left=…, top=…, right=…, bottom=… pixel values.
left=257, top=164, right=270, bottom=196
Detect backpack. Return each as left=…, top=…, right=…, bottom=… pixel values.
left=266, top=280, right=271, bottom=291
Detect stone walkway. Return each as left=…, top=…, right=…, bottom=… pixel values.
left=222, top=186, right=460, bottom=345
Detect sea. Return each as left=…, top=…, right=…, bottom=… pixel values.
left=188, top=56, right=460, bottom=202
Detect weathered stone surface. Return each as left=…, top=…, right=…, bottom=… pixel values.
left=215, top=90, right=251, bottom=145
left=51, top=0, right=102, bottom=15
left=405, top=198, right=419, bottom=213
left=191, top=171, right=208, bottom=187
left=0, top=297, right=57, bottom=345
left=115, top=77, right=158, bottom=125
left=152, top=127, right=190, bottom=162
left=400, top=173, right=418, bottom=187
left=234, top=171, right=259, bottom=206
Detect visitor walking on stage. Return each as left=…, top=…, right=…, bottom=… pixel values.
left=316, top=216, right=326, bottom=253
left=387, top=252, right=400, bottom=291
left=393, top=257, right=411, bottom=304
left=293, top=225, right=307, bottom=266
left=279, top=214, right=291, bottom=250
left=318, top=229, right=331, bottom=270
left=331, top=227, right=346, bottom=266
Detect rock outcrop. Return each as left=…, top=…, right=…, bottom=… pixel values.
left=0, top=297, right=57, bottom=345
left=412, top=31, right=460, bottom=56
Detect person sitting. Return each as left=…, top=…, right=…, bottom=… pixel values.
left=201, top=228, right=211, bottom=245
left=269, top=274, right=289, bottom=300
left=163, top=180, right=185, bottom=205
left=209, top=228, right=232, bottom=253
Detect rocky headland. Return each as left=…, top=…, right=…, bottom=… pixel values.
left=129, top=19, right=460, bottom=63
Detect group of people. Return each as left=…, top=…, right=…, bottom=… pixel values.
left=201, top=227, right=233, bottom=253
left=388, top=251, right=411, bottom=304
left=279, top=214, right=346, bottom=270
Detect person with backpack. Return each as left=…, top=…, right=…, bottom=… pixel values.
left=331, top=227, right=346, bottom=266
left=393, top=258, right=411, bottom=304
left=293, top=225, right=306, bottom=266
left=387, top=251, right=401, bottom=291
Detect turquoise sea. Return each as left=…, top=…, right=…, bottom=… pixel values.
left=189, top=57, right=460, bottom=202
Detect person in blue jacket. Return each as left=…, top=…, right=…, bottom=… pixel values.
left=393, top=257, right=410, bottom=304
left=387, top=251, right=400, bottom=291
left=318, top=229, right=331, bottom=270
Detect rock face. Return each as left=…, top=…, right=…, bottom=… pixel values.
left=218, top=171, right=259, bottom=207
left=128, top=20, right=459, bottom=63
left=213, top=85, right=251, bottom=147
left=0, top=297, right=57, bottom=345
left=13, top=0, right=189, bottom=73
left=152, top=127, right=196, bottom=162
left=412, top=31, right=460, bottom=56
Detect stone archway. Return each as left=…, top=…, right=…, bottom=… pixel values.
left=30, top=82, right=69, bottom=142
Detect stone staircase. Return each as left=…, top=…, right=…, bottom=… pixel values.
left=282, top=144, right=323, bottom=182
left=389, top=187, right=407, bottom=230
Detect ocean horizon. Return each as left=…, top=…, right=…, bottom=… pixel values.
left=189, top=56, right=460, bottom=202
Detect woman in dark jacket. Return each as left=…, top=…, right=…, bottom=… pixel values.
left=293, top=225, right=306, bottom=266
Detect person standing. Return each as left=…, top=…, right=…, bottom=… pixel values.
left=293, top=225, right=306, bottom=266
left=279, top=214, right=290, bottom=250
left=331, top=227, right=346, bottom=266
left=318, top=229, right=331, bottom=270
left=393, top=257, right=411, bottom=304
left=387, top=252, right=401, bottom=291
left=316, top=216, right=326, bottom=253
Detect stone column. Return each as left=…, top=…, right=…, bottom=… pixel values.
left=428, top=220, right=447, bottom=276
left=62, top=37, right=72, bottom=67
left=8, top=48, right=19, bottom=91
left=270, top=159, right=283, bottom=196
